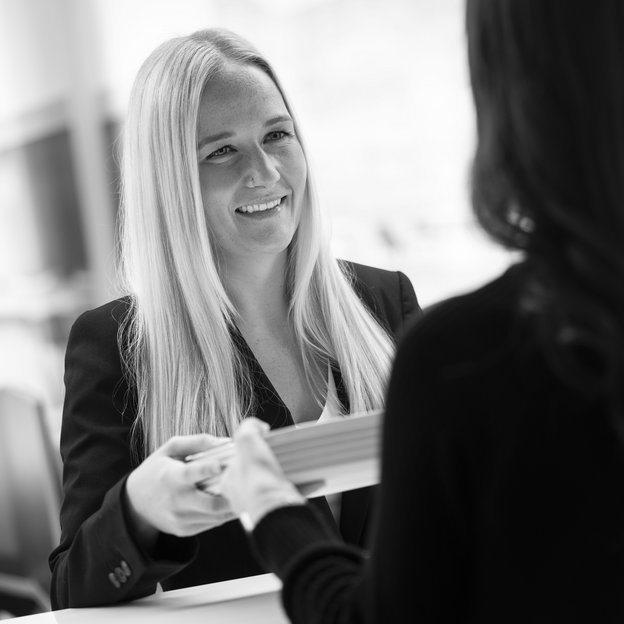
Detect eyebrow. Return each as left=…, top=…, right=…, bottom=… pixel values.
left=197, top=115, right=294, bottom=150
left=197, top=131, right=234, bottom=151
left=265, top=114, right=293, bottom=126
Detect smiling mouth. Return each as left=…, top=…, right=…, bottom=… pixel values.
left=235, top=197, right=285, bottom=215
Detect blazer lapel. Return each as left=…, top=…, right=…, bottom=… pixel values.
left=340, top=486, right=376, bottom=546
left=235, top=336, right=375, bottom=545
left=332, top=366, right=375, bottom=547
left=235, top=331, right=340, bottom=531
left=233, top=329, right=293, bottom=429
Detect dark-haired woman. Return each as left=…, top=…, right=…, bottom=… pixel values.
left=220, top=1, right=624, bottom=621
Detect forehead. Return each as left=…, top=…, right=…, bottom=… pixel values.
left=197, top=64, right=289, bottom=136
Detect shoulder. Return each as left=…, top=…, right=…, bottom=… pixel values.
left=67, top=297, right=133, bottom=358
left=71, top=297, right=132, bottom=335
left=341, top=260, right=408, bottom=292
left=394, top=262, right=526, bottom=380
left=383, top=264, right=528, bottom=454
left=63, top=298, right=136, bottom=415
left=340, top=260, right=423, bottom=335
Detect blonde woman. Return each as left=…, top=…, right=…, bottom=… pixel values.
left=49, top=28, right=420, bottom=608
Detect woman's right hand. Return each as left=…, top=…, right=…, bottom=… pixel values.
left=124, top=434, right=234, bottom=549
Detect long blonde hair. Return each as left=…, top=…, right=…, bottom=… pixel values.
left=118, top=29, right=396, bottom=456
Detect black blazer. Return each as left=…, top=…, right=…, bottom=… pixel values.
left=49, top=261, right=421, bottom=608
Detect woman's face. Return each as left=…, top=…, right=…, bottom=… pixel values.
left=197, top=64, right=308, bottom=264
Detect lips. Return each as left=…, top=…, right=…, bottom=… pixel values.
left=235, top=196, right=285, bottom=215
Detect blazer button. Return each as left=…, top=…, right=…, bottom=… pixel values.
left=108, top=572, right=121, bottom=589
left=114, top=567, right=127, bottom=583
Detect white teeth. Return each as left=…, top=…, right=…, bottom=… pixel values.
left=237, top=198, right=282, bottom=213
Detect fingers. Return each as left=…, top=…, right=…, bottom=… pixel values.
left=235, top=417, right=270, bottom=438
left=184, top=455, right=227, bottom=485
left=233, top=419, right=281, bottom=472
left=157, top=433, right=233, bottom=494
left=173, top=486, right=235, bottom=531
left=160, top=433, right=230, bottom=459
left=201, top=490, right=232, bottom=514
left=167, top=499, right=236, bottom=536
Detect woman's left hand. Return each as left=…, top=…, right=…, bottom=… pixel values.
left=220, top=418, right=305, bottom=530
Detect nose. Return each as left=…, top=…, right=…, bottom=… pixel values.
left=244, top=148, right=281, bottom=189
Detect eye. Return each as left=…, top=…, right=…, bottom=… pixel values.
left=205, top=145, right=235, bottom=161
left=265, top=130, right=293, bottom=142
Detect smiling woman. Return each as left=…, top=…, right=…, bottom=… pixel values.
left=48, top=28, right=422, bottom=609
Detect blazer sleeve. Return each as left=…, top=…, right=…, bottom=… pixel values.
left=49, top=302, right=196, bottom=609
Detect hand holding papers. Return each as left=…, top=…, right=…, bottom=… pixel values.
left=186, top=410, right=383, bottom=498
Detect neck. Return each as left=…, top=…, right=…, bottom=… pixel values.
left=221, top=252, right=290, bottom=326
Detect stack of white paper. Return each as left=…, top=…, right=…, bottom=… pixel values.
left=191, top=410, right=383, bottom=498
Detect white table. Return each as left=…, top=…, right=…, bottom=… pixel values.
left=10, top=574, right=288, bottom=623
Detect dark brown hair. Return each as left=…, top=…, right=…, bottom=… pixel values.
left=466, top=0, right=624, bottom=430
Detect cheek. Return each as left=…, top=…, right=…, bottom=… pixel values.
left=198, top=183, right=231, bottom=246
left=282, top=144, right=308, bottom=193
left=198, top=169, right=214, bottom=210
left=199, top=167, right=240, bottom=214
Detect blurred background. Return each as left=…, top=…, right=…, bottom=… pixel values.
left=0, top=0, right=514, bottom=616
